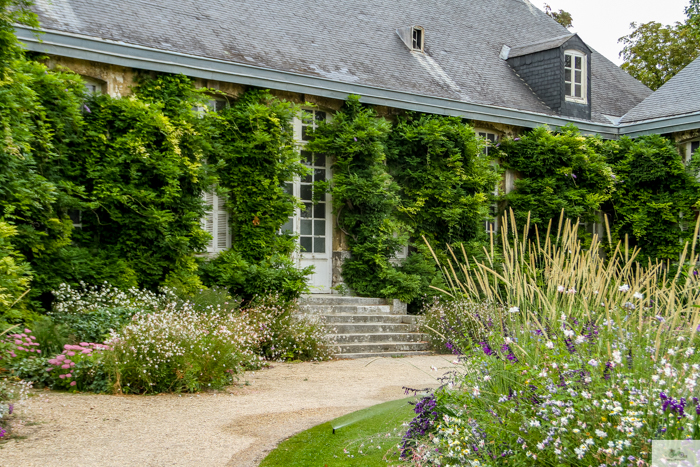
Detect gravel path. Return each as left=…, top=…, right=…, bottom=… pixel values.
left=1, top=355, right=451, bottom=467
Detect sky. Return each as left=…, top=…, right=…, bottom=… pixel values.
left=543, top=0, right=690, bottom=64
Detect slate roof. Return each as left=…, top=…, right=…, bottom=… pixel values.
left=620, top=56, right=700, bottom=123
left=508, top=33, right=577, bottom=58
left=30, top=0, right=651, bottom=125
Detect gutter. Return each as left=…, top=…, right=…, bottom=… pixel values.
left=15, top=26, right=623, bottom=138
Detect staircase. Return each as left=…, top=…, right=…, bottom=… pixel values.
left=299, top=295, right=431, bottom=359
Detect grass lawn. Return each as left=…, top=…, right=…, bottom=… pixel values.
left=259, top=396, right=418, bottom=466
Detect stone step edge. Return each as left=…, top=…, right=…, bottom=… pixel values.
left=334, top=351, right=434, bottom=359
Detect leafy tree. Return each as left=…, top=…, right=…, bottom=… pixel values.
left=544, top=4, right=573, bottom=28
left=0, top=0, right=37, bottom=77
left=619, top=21, right=700, bottom=90
left=687, top=0, right=700, bottom=38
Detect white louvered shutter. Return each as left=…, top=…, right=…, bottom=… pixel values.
left=203, top=191, right=216, bottom=253
left=216, top=195, right=230, bottom=251
left=203, top=191, right=230, bottom=253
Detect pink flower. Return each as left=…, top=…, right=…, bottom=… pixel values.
left=82, top=349, right=92, bottom=354
left=70, top=381, right=76, bottom=387
left=64, top=344, right=71, bottom=350
left=37, top=350, right=41, bottom=354
left=65, top=374, right=72, bottom=379
left=59, top=374, right=66, bottom=379
left=24, top=329, right=31, bottom=333
left=14, top=340, right=22, bottom=345
left=56, top=354, right=66, bottom=361
left=46, top=368, right=52, bottom=372
left=17, top=347, right=25, bottom=351
left=80, top=343, right=89, bottom=347
left=66, top=351, right=76, bottom=357
left=61, top=364, right=70, bottom=369
left=29, top=336, right=36, bottom=340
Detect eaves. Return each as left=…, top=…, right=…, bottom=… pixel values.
left=15, top=26, right=696, bottom=140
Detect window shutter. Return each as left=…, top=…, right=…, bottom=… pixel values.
left=216, top=195, right=230, bottom=251
left=203, top=191, right=230, bottom=253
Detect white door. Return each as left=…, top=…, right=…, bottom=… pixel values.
left=280, top=109, right=333, bottom=293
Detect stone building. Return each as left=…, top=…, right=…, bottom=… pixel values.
left=18, top=0, right=699, bottom=293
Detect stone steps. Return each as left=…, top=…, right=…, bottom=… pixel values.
left=327, top=323, right=416, bottom=334
left=300, top=294, right=430, bottom=359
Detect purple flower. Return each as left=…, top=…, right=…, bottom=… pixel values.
left=83, top=104, right=91, bottom=113
left=353, top=137, right=357, bottom=142
left=514, top=138, right=521, bottom=141
left=8, top=404, right=13, bottom=415
left=571, top=174, right=577, bottom=179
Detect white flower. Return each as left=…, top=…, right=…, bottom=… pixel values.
left=651, top=375, right=659, bottom=382
left=575, top=335, right=586, bottom=344
left=430, top=366, right=438, bottom=372
left=619, top=284, right=630, bottom=292
left=633, top=292, right=644, bottom=299
left=685, top=348, right=695, bottom=357
left=472, top=386, right=480, bottom=397
left=564, top=329, right=574, bottom=338
left=612, top=350, right=622, bottom=364
left=546, top=341, right=554, bottom=349
left=588, top=359, right=599, bottom=367
left=557, top=285, right=566, bottom=293
left=567, top=287, right=577, bottom=294
left=668, top=348, right=677, bottom=356
left=483, top=375, right=491, bottom=382
left=508, top=306, right=519, bottom=313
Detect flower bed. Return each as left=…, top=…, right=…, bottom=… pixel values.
left=404, top=215, right=700, bottom=466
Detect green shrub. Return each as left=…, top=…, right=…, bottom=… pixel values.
left=496, top=124, right=614, bottom=231
left=29, top=316, right=71, bottom=356
left=45, top=343, right=111, bottom=393
left=199, top=250, right=311, bottom=302
left=51, top=307, right=139, bottom=344
left=104, top=306, right=262, bottom=394
left=600, top=134, right=700, bottom=261
left=0, top=221, right=32, bottom=323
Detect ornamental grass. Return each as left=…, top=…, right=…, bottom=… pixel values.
left=408, top=210, right=700, bottom=466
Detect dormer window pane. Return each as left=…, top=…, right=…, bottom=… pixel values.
left=412, top=27, right=423, bottom=51
left=564, top=51, right=587, bottom=104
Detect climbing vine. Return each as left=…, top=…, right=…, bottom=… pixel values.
left=307, top=96, right=422, bottom=302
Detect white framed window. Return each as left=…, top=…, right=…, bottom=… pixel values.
left=287, top=109, right=331, bottom=255
left=202, top=190, right=230, bottom=254
left=477, top=130, right=499, bottom=155
left=564, top=50, right=587, bottom=104
left=412, top=26, right=424, bottom=52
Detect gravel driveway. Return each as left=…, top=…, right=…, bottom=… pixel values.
left=1, top=355, right=451, bottom=467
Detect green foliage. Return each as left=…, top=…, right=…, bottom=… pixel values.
left=199, top=250, right=311, bottom=302
left=544, top=4, right=573, bottom=28
left=307, top=96, right=422, bottom=302
left=619, top=21, right=700, bottom=90
left=29, top=316, right=71, bottom=356
left=51, top=307, right=139, bottom=344
left=0, top=221, right=32, bottom=322
left=64, top=74, right=214, bottom=291
left=497, top=125, right=615, bottom=231
left=210, top=90, right=307, bottom=262
left=688, top=0, right=700, bottom=38
left=601, top=134, right=700, bottom=260
left=0, top=0, right=37, bottom=78
left=388, top=113, right=499, bottom=247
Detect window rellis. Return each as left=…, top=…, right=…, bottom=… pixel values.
left=478, top=130, right=500, bottom=234
left=203, top=190, right=230, bottom=254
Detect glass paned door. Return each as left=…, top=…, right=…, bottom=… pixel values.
left=284, top=109, right=333, bottom=293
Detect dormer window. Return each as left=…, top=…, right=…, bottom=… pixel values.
left=565, top=50, right=587, bottom=104
left=412, top=27, right=424, bottom=51
left=396, top=26, right=424, bottom=52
